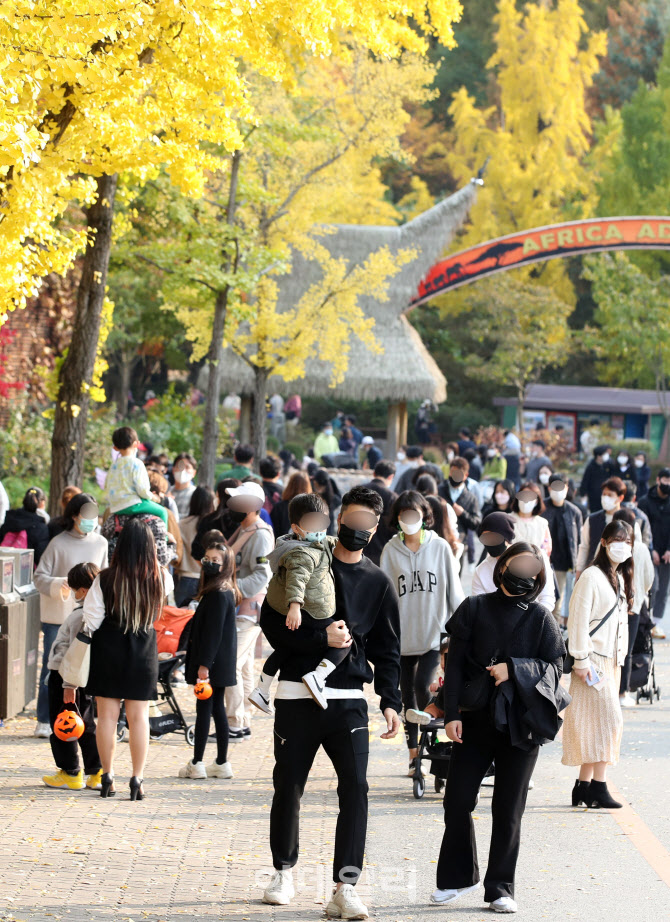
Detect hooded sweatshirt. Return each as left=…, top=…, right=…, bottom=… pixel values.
left=229, top=518, right=275, bottom=622
left=33, top=529, right=109, bottom=625
left=265, top=534, right=337, bottom=619
left=379, top=529, right=464, bottom=656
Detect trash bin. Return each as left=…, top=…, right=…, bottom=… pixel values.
left=0, top=591, right=41, bottom=720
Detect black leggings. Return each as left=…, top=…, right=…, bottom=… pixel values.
left=193, top=686, right=229, bottom=764
left=400, top=650, right=441, bottom=750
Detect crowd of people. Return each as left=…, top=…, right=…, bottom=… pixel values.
left=1, top=417, right=667, bottom=918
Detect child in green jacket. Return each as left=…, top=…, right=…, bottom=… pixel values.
left=249, top=493, right=347, bottom=713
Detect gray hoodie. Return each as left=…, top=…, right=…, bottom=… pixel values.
left=379, top=529, right=464, bottom=656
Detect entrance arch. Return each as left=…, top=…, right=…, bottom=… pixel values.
left=412, top=216, right=670, bottom=307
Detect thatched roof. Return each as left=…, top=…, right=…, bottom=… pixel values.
left=215, top=181, right=478, bottom=402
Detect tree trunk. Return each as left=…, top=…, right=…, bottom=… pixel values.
left=49, top=173, right=118, bottom=516
left=252, top=367, right=269, bottom=468
left=198, top=149, right=242, bottom=487
left=199, top=287, right=228, bottom=486
left=116, top=351, right=133, bottom=419
left=516, top=383, right=526, bottom=434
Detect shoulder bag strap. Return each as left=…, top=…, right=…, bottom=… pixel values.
left=588, top=596, right=619, bottom=638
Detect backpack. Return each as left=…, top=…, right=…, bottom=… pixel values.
left=1, top=530, right=28, bottom=549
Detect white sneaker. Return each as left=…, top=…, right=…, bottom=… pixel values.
left=490, top=896, right=518, bottom=913
left=34, top=722, right=51, bottom=739
left=431, top=882, right=481, bottom=904
left=178, top=760, right=207, bottom=779
left=207, top=760, right=233, bottom=779
left=302, top=670, right=328, bottom=709
left=248, top=686, right=274, bottom=715
left=326, top=884, right=369, bottom=920
left=405, top=708, right=432, bottom=725
left=262, top=869, right=294, bottom=905
left=620, top=693, right=637, bottom=709
left=528, top=779, right=534, bottom=791
left=651, top=625, right=666, bottom=639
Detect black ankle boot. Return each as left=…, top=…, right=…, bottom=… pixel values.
left=571, top=779, right=591, bottom=806
left=587, top=780, right=622, bottom=809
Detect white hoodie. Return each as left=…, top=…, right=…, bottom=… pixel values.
left=380, top=529, right=464, bottom=656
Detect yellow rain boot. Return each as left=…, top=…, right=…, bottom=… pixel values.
left=42, top=769, right=85, bottom=790
left=86, top=770, right=103, bottom=791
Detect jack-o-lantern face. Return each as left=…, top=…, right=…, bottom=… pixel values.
left=54, top=709, right=85, bottom=741
left=193, top=681, right=212, bottom=700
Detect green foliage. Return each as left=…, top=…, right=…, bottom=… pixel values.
left=136, top=385, right=236, bottom=459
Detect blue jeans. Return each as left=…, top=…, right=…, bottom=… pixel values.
left=37, top=622, right=60, bottom=724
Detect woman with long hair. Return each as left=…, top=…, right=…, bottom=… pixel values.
left=179, top=541, right=239, bottom=780
left=380, top=491, right=464, bottom=775
left=562, top=519, right=633, bottom=809
left=176, top=485, right=216, bottom=607
left=312, top=468, right=341, bottom=535
left=481, top=479, right=515, bottom=519
left=270, top=471, right=312, bottom=538
left=81, top=518, right=172, bottom=799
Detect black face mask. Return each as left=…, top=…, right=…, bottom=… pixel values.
left=338, top=522, right=372, bottom=552
left=487, top=541, right=507, bottom=559
left=202, top=560, right=222, bottom=576
left=501, top=570, right=536, bottom=596
left=227, top=509, right=247, bottom=524
left=448, top=477, right=463, bottom=489
left=658, top=484, right=670, bottom=497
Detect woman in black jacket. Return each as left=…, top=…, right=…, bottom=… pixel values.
left=433, top=542, right=565, bottom=915
left=0, top=487, right=50, bottom=565
left=180, top=541, right=238, bottom=781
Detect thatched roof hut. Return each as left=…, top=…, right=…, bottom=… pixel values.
left=211, top=180, right=479, bottom=452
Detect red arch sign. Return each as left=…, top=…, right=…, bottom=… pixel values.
left=412, top=216, right=670, bottom=307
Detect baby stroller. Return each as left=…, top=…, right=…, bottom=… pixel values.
left=116, top=606, right=196, bottom=744
left=630, top=619, right=661, bottom=704
left=412, top=717, right=453, bottom=799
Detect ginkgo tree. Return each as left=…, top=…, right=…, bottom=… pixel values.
left=0, top=0, right=463, bottom=505
left=125, top=52, right=434, bottom=476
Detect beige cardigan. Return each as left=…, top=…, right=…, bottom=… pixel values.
left=568, top=566, right=628, bottom=669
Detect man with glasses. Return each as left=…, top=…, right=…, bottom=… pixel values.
left=639, top=468, right=670, bottom=639
left=259, top=486, right=402, bottom=920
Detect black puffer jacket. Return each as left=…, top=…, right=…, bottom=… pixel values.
left=493, top=658, right=570, bottom=750
left=0, top=508, right=50, bottom=565
left=639, top=486, right=670, bottom=556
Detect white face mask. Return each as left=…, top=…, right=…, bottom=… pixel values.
left=634, top=459, right=644, bottom=468
left=550, top=488, right=567, bottom=503
left=324, top=428, right=333, bottom=437
left=487, top=449, right=497, bottom=459
left=539, top=473, right=550, bottom=485
left=495, top=491, right=510, bottom=506
left=601, top=494, right=618, bottom=512
left=606, top=541, right=632, bottom=564
left=175, top=470, right=194, bottom=485
left=601, top=453, right=610, bottom=463
left=617, top=455, right=628, bottom=467
left=518, top=500, right=536, bottom=515
left=398, top=517, right=422, bottom=536
left=397, top=451, right=406, bottom=462
left=446, top=451, right=454, bottom=463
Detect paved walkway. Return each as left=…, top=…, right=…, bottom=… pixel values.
left=1, top=642, right=670, bottom=922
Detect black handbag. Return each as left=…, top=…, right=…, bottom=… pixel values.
left=563, top=598, right=618, bottom=675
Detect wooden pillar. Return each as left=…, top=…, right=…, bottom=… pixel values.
left=387, top=401, right=408, bottom=459
left=239, top=394, right=253, bottom=445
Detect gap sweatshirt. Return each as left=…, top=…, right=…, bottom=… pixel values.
left=379, top=529, right=464, bottom=656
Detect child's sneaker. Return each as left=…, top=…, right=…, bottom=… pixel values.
left=178, top=760, right=207, bottom=779
left=302, top=670, right=328, bottom=709
left=405, top=708, right=433, bottom=725
left=86, top=770, right=103, bottom=790
left=42, top=769, right=85, bottom=790
left=207, top=760, right=234, bottom=779
left=249, top=686, right=274, bottom=715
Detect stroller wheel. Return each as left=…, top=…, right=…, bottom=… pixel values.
left=116, top=725, right=128, bottom=743
left=413, top=776, right=425, bottom=799
left=186, top=724, right=196, bottom=746
left=434, top=776, right=445, bottom=793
